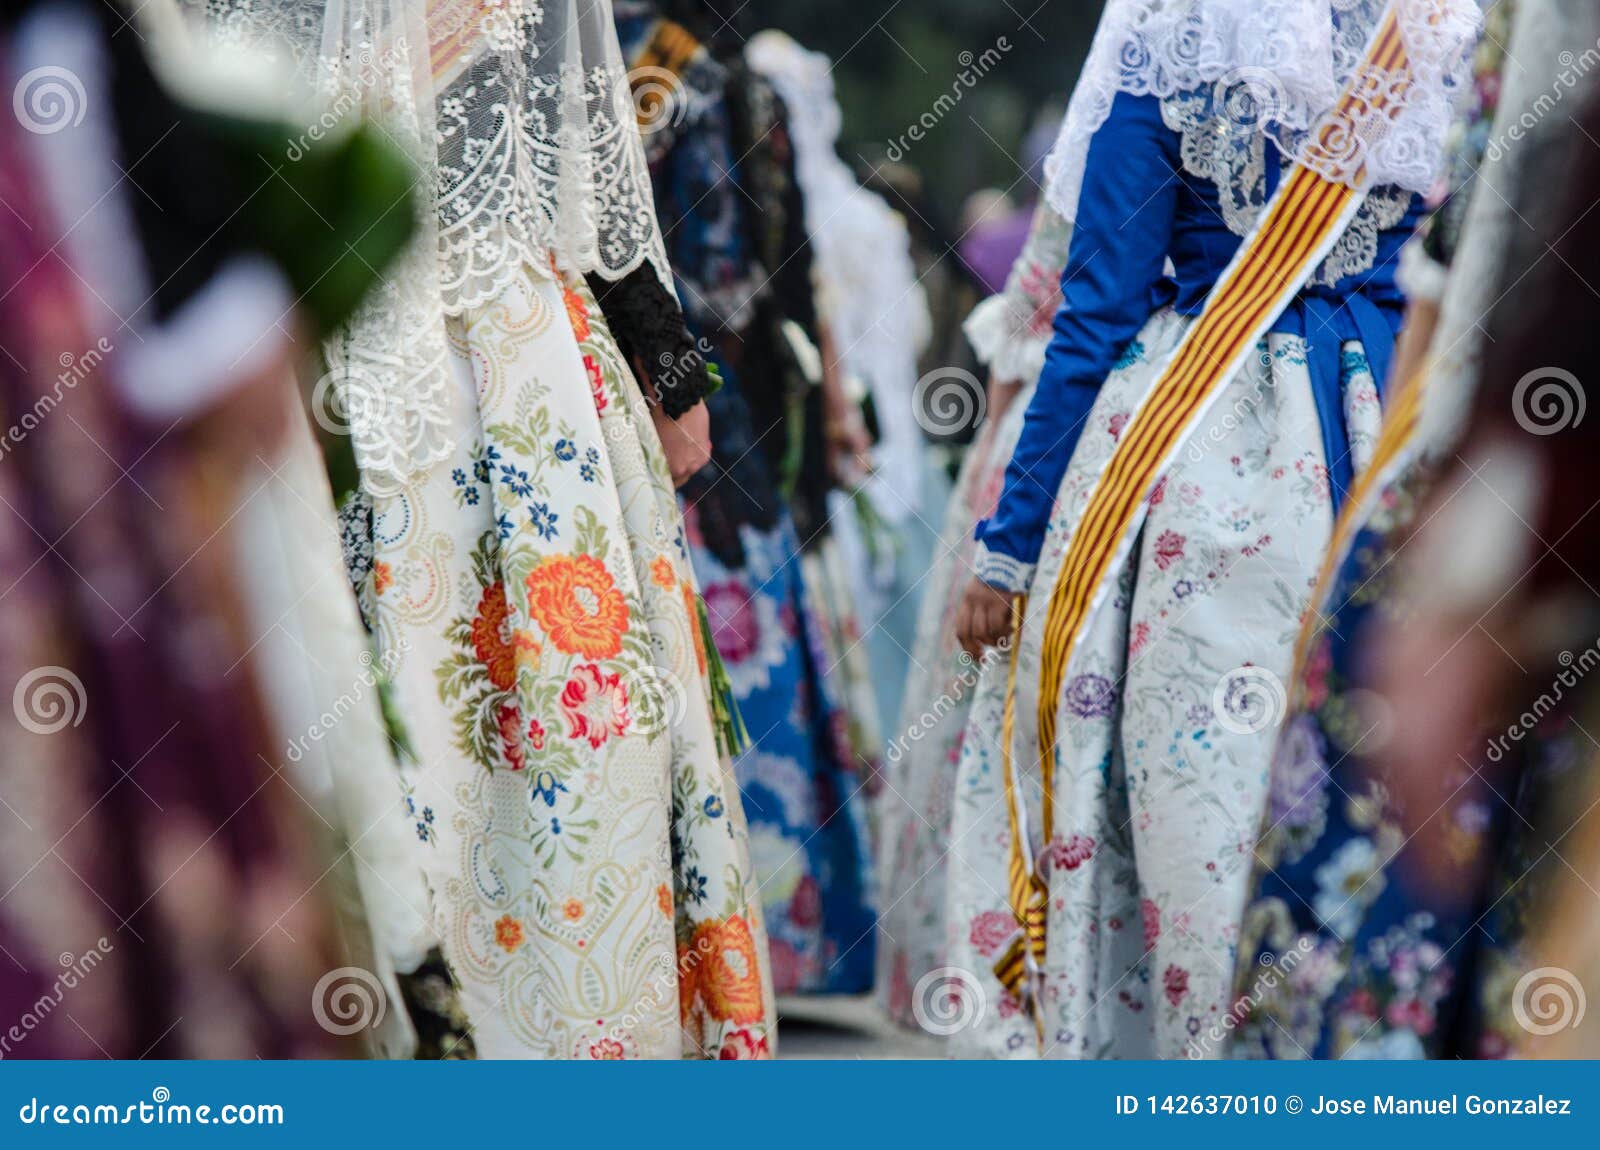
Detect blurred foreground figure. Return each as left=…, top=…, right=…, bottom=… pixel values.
left=0, top=0, right=348, bottom=1057
left=1232, top=0, right=1600, bottom=1059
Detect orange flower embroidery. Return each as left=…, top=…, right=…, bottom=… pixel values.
left=513, top=628, right=542, bottom=670
left=657, top=883, right=673, bottom=919
left=374, top=560, right=394, bottom=595
left=470, top=582, right=517, bottom=691
left=562, top=898, right=585, bottom=921
left=684, top=914, right=765, bottom=1025
left=650, top=555, right=676, bottom=590
left=562, top=282, right=591, bottom=342
left=525, top=554, right=629, bottom=660
left=494, top=914, right=524, bottom=953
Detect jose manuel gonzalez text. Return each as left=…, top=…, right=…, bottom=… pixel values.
left=1310, top=1095, right=1572, bottom=1116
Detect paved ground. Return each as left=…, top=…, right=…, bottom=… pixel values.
left=775, top=995, right=944, bottom=1059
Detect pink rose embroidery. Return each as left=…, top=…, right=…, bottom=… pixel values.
left=560, top=663, right=630, bottom=749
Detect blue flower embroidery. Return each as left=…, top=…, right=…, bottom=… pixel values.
left=554, top=438, right=577, bottom=461
left=528, top=501, right=559, bottom=540
left=532, top=770, right=567, bottom=807
left=499, top=464, right=534, bottom=498
left=703, top=794, right=724, bottom=818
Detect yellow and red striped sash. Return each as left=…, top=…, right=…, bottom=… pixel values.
left=993, top=597, right=1048, bottom=1031
left=996, top=5, right=1423, bottom=1020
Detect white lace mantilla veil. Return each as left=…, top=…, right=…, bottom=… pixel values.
left=1042, top=0, right=1483, bottom=229
left=186, top=0, right=673, bottom=496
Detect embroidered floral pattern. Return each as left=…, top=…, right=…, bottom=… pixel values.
left=370, top=265, right=770, bottom=1058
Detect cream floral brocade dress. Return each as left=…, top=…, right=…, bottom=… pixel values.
left=345, top=261, right=775, bottom=1059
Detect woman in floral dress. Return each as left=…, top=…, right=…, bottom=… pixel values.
left=209, top=0, right=774, bottom=1059
left=946, top=0, right=1478, bottom=1058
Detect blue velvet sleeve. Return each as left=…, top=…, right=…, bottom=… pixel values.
left=974, top=93, right=1179, bottom=593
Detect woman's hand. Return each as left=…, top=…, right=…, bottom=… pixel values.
left=955, top=577, right=1016, bottom=659
left=985, top=372, right=1023, bottom=429
left=826, top=406, right=874, bottom=487
left=652, top=400, right=712, bottom=487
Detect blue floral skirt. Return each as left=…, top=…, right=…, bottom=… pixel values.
left=688, top=515, right=877, bottom=994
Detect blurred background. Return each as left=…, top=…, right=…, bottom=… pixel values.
left=762, top=1, right=1101, bottom=225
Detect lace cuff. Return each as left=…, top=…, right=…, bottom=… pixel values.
left=586, top=266, right=712, bottom=418
left=964, top=200, right=1072, bottom=386
left=964, top=292, right=1051, bottom=388
left=974, top=541, right=1035, bottom=595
